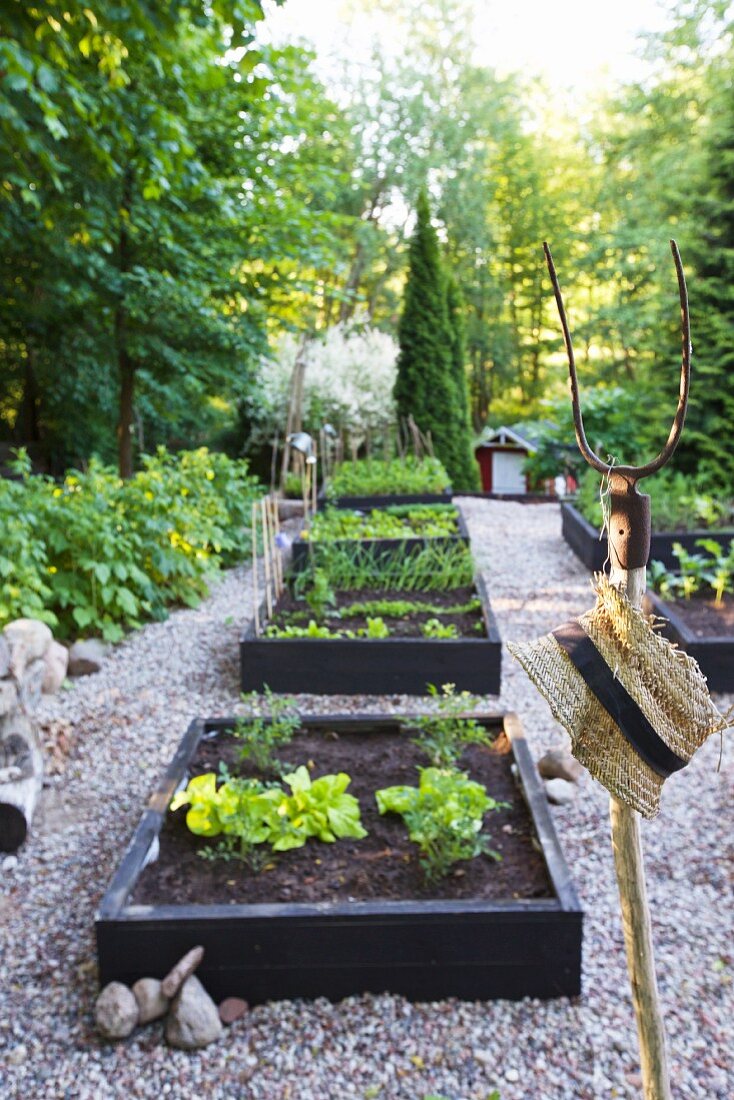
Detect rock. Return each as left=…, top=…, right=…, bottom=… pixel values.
left=0, top=636, right=10, bottom=678
left=161, top=945, right=205, bottom=998
left=538, top=748, right=584, bottom=784
left=219, top=996, right=248, bottom=1024
left=0, top=680, right=18, bottom=720
left=68, top=639, right=108, bottom=677
left=94, top=982, right=139, bottom=1040
left=42, top=641, right=69, bottom=694
left=277, top=499, right=305, bottom=521
left=2, top=854, right=18, bottom=872
left=165, top=975, right=223, bottom=1050
left=19, top=659, right=46, bottom=711
left=545, top=777, right=577, bottom=806
left=3, top=619, right=53, bottom=677
left=132, top=977, right=169, bottom=1025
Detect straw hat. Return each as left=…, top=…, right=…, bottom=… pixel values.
left=508, top=576, right=729, bottom=818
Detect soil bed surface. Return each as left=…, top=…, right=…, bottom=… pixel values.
left=269, top=585, right=484, bottom=637
left=663, top=593, right=734, bottom=637
left=133, top=722, right=551, bottom=907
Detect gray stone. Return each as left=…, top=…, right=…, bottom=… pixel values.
left=42, top=641, right=69, bottom=694
left=68, top=639, right=109, bottom=677
left=132, top=977, right=169, bottom=1025
left=538, top=748, right=584, bottom=784
left=161, top=944, right=205, bottom=998
left=219, top=996, right=248, bottom=1024
left=0, top=636, right=10, bottom=678
left=19, top=659, right=46, bottom=711
left=165, top=975, right=223, bottom=1050
left=3, top=619, right=53, bottom=676
left=94, top=982, right=139, bottom=1040
left=0, top=679, right=17, bottom=720
left=545, top=777, right=577, bottom=806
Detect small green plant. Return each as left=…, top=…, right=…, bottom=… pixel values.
left=264, top=620, right=344, bottom=639
left=376, top=767, right=505, bottom=882
left=339, top=596, right=481, bottom=619
left=648, top=538, right=734, bottom=605
left=304, top=504, right=459, bottom=542
left=303, top=568, right=336, bottom=618
left=234, top=687, right=300, bottom=774
left=364, top=616, right=390, bottom=638
left=403, top=683, right=494, bottom=767
left=420, top=618, right=458, bottom=639
left=696, top=537, right=734, bottom=605
left=171, top=765, right=367, bottom=865
left=672, top=541, right=707, bottom=600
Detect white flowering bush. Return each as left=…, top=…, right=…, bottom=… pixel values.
left=253, top=319, right=398, bottom=445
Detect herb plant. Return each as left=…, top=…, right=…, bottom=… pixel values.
left=376, top=767, right=504, bottom=882
left=302, top=541, right=474, bottom=593
left=403, top=683, right=494, bottom=767
left=234, top=687, right=300, bottom=774
left=421, top=619, right=458, bottom=639
left=648, top=537, right=734, bottom=605
left=304, top=504, right=459, bottom=542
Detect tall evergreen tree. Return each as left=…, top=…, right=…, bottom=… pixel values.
left=679, top=79, right=734, bottom=486
left=445, top=276, right=479, bottom=488
left=394, top=191, right=468, bottom=485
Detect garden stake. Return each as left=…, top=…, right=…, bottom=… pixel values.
left=251, top=502, right=260, bottom=636
left=260, top=497, right=273, bottom=620
left=543, top=239, right=698, bottom=1100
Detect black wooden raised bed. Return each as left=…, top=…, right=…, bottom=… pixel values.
left=643, top=590, right=734, bottom=692
left=561, top=501, right=734, bottom=572
left=318, top=489, right=454, bottom=511
left=239, top=574, right=501, bottom=695
left=96, top=712, right=583, bottom=1003
left=290, top=508, right=470, bottom=573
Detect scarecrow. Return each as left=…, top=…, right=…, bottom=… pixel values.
left=509, top=242, right=730, bottom=1100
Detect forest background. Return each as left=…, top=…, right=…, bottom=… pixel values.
left=2, top=0, right=734, bottom=487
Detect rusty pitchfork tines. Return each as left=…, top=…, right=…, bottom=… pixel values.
left=543, top=240, right=692, bottom=573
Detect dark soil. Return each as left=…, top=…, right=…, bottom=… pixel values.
left=269, top=585, right=484, bottom=638
left=133, top=722, right=552, bottom=907
left=665, top=593, right=734, bottom=638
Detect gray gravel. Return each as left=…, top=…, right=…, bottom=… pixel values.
left=1, top=499, right=732, bottom=1099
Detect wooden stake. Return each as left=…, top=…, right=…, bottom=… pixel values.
left=609, top=565, right=671, bottom=1100
left=251, top=502, right=260, bottom=636
left=269, top=495, right=283, bottom=596
left=260, top=497, right=273, bottom=620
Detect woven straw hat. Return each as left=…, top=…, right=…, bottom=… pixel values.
left=508, top=576, right=728, bottom=818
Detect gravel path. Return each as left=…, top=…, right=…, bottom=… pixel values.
left=1, top=499, right=731, bottom=1100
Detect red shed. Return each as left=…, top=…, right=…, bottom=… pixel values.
left=474, top=425, right=536, bottom=494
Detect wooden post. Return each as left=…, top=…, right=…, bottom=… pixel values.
left=260, top=497, right=273, bottom=620
left=268, top=495, right=283, bottom=597
left=609, top=564, right=671, bottom=1100
left=251, top=502, right=260, bottom=636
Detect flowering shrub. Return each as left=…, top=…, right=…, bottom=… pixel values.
left=253, top=318, right=399, bottom=444
left=0, top=448, right=260, bottom=640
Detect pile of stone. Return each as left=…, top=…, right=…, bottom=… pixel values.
left=95, top=946, right=247, bottom=1050
left=0, top=618, right=69, bottom=852
left=538, top=746, right=585, bottom=806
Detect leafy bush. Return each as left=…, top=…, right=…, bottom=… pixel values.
left=0, top=447, right=261, bottom=639
left=376, top=767, right=504, bottom=882
left=327, top=456, right=450, bottom=498
left=304, top=504, right=459, bottom=542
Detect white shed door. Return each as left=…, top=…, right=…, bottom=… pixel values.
left=492, top=450, right=526, bottom=493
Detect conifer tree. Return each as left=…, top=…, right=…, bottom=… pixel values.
left=394, top=191, right=470, bottom=486
left=445, top=276, right=479, bottom=488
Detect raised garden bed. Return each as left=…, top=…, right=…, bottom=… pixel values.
left=96, top=712, right=583, bottom=1003
left=240, top=575, right=501, bottom=695
left=561, top=501, right=734, bottom=572
left=292, top=505, right=469, bottom=573
left=643, top=590, right=734, bottom=692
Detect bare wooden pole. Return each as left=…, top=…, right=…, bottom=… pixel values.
left=251, top=502, right=260, bottom=636
left=260, top=497, right=273, bottom=620
left=268, top=495, right=283, bottom=596
left=609, top=567, right=671, bottom=1100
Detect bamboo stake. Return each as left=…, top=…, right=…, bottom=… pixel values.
left=269, top=495, right=283, bottom=596
left=609, top=566, right=671, bottom=1100
left=251, top=502, right=260, bottom=636
left=260, top=497, right=273, bottom=620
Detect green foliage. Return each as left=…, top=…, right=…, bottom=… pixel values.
left=0, top=448, right=260, bottom=638
left=576, top=466, right=732, bottom=534
left=264, top=620, right=342, bottom=639
left=421, top=619, right=458, bottom=639
left=171, top=765, right=367, bottom=863
left=376, top=766, right=504, bottom=882
left=395, top=191, right=470, bottom=487
left=234, top=687, right=300, bottom=775
left=295, top=541, right=475, bottom=594
left=339, top=596, right=481, bottom=619
left=445, top=276, right=480, bottom=489
left=304, top=504, right=459, bottom=541
left=364, top=616, right=390, bottom=638
left=649, top=539, right=734, bottom=605
left=402, top=683, right=493, bottom=767
left=327, top=457, right=450, bottom=497
left=304, top=569, right=336, bottom=618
